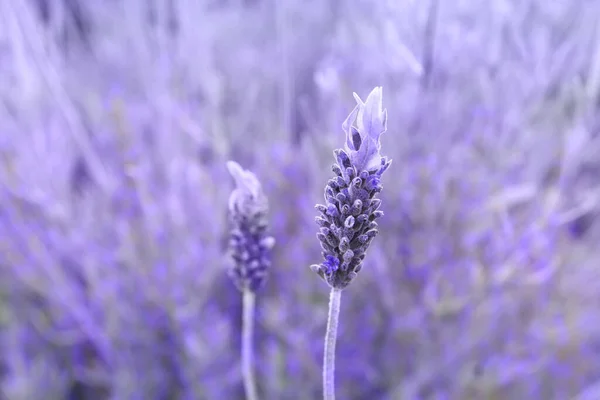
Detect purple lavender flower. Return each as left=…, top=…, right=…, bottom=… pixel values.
left=226, top=161, right=275, bottom=291
left=311, top=87, right=391, bottom=290
left=226, top=161, right=275, bottom=400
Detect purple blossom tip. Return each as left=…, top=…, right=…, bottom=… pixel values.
left=226, top=161, right=266, bottom=214
left=342, top=86, right=388, bottom=172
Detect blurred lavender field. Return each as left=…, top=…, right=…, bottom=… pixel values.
left=1, top=0, right=600, bottom=399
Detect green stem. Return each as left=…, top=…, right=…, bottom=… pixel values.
left=323, top=287, right=342, bottom=400
left=242, top=289, right=258, bottom=400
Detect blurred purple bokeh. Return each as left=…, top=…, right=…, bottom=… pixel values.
left=1, top=0, right=600, bottom=399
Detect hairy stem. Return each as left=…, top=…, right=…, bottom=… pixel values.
left=242, top=289, right=258, bottom=400
left=323, top=287, right=342, bottom=400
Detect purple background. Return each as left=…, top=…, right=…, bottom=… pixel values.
left=1, top=1, right=600, bottom=399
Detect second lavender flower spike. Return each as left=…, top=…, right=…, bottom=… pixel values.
left=226, top=161, right=275, bottom=400
left=226, top=161, right=275, bottom=292
left=311, top=87, right=392, bottom=290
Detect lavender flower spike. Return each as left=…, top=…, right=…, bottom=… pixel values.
left=226, top=161, right=275, bottom=400
left=226, top=161, right=275, bottom=292
left=311, top=87, right=392, bottom=290
left=313, top=87, right=391, bottom=400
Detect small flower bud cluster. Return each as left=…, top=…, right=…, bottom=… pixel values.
left=226, top=161, right=275, bottom=292
left=311, top=151, right=391, bottom=289
left=311, top=87, right=391, bottom=289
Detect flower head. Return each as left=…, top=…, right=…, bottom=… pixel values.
left=226, top=161, right=274, bottom=292
left=311, top=88, right=392, bottom=289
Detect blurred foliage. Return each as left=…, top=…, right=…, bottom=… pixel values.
left=1, top=0, right=600, bottom=399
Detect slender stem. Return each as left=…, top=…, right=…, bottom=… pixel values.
left=242, top=289, right=259, bottom=400
left=323, top=287, right=342, bottom=400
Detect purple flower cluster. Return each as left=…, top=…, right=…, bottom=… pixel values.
left=311, top=88, right=392, bottom=289
left=226, top=161, right=275, bottom=292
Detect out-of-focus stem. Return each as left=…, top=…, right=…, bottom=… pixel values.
left=421, top=0, right=440, bottom=89
left=242, top=289, right=259, bottom=400
left=323, top=287, right=342, bottom=400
